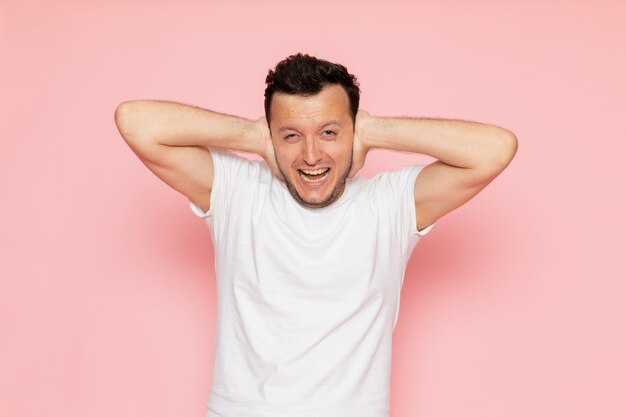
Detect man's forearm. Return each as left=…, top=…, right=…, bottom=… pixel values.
left=360, top=115, right=517, bottom=170
left=114, top=100, right=261, bottom=154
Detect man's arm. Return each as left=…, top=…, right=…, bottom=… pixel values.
left=351, top=110, right=518, bottom=231
left=114, top=100, right=282, bottom=213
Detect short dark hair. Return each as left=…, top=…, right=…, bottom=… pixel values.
left=264, top=53, right=360, bottom=127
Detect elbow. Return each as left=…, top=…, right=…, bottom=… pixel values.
left=114, top=100, right=138, bottom=128
left=114, top=101, right=145, bottom=143
left=491, top=128, right=518, bottom=169
left=114, top=101, right=131, bottom=133
left=476, top=129, right=517, bottom=178
left=502, top=130, right=518, bottom=165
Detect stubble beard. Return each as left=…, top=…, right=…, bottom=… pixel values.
left=278, top=151, right=353, bottom=209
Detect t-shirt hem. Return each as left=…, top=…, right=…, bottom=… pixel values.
left=206, top=398, right=390, bottom=417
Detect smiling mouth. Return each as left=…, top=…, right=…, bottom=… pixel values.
left=298, top=168, right=330, bottom=183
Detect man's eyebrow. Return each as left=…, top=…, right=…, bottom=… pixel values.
left=278, top=121, right=342, bottom=133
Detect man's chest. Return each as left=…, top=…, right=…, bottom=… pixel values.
left=218, top=202, right=404, bottom=293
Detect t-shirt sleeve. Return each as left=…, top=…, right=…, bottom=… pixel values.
left=407, top=165, right=436, bottom=237
left=187, top=147, right=220, bottom=218
left=188, top=196, right=212, bottom=218
left=187, top=147, right=260, bottom=219
left=371, top=164, right=435, bottom=255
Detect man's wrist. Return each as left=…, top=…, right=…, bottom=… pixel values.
left=243, top=117, right=267, bottom=155
left=358, top=114, right=386, bottom=150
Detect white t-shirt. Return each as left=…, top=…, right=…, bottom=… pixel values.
left=189, top=148, right=434, bottom=417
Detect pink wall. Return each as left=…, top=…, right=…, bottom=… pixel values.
left=2, top=1, right=625, bottom=416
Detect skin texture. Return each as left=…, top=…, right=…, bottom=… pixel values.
left=266, top=84, right=355, bottom=208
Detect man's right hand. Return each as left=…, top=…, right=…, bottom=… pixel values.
left=254, top=116, right=285, bottom=182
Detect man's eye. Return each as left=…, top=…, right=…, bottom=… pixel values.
left=322, top=130, right=336, bottom=136
left=285, top=134, right=296, bottom=139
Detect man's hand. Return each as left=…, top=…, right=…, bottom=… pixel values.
left=348, top=109, right=372, bottom=178
left=254, top=116, right=285, bottom=182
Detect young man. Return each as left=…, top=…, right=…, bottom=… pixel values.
left=115, top=53, right=517, bottom=417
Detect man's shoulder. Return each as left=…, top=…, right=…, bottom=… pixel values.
left=210, top=147, right=268, bottom=174
left=211, top=149, right=278, bottom=195
left=365, top=164, right=424, bottom=187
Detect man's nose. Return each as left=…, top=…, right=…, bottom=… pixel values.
left=302, top=137, right=322, bottom=165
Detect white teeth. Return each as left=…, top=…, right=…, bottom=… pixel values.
left=299, top=170, right=330, bottom=183
left=301, top=168, right=329, bottom=175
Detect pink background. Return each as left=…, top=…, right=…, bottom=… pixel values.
left=2, top=1, right=625, bottom=416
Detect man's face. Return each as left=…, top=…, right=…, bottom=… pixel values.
left=269, top=84, right=354, bottom=209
